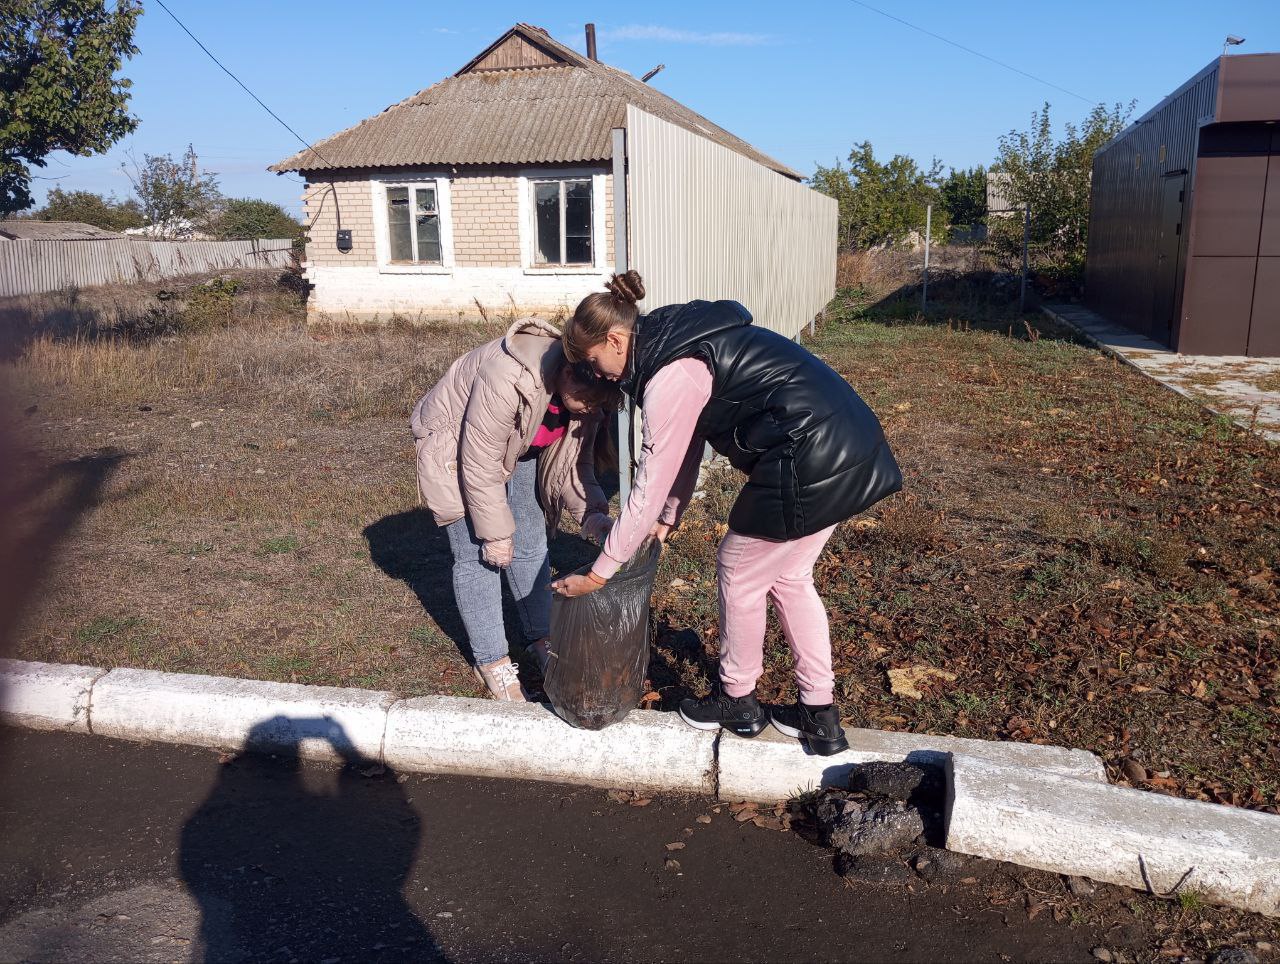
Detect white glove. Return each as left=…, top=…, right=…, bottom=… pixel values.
left=581, top=512, right=613, bottom=544
left=482, top=537, right=514, bottom=568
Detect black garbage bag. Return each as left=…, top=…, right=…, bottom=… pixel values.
left=544, top=538, right=662, bottom=730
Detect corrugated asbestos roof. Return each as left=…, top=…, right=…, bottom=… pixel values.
left=0, top=220, right=124, bottom=240
left=270, top=24, right=799, bottom=180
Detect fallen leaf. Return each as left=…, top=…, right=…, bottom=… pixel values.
left=665, top=842, right=686, bottom=851
left=695, top=815, right=712, bottom=824
left=629, top=797, right=652, bottom=807
left=887, top=665, right=957, bottom=700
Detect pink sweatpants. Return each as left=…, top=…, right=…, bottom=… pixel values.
left=716, top=524, right=839, bottom=705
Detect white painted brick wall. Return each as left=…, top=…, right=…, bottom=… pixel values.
left=306, top=265, right=611, bottom=321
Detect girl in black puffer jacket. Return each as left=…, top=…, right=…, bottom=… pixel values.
left=551, top=272, right=901, bottom=755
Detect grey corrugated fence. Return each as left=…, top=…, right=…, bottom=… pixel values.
left=625, top=106, right=837, bottom=338
left=0, top=238, right=294, bottom=297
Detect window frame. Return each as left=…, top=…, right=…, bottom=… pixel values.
left=518, top=168, right=608, bottom=275
left=370, top=172, right=454, bottom=274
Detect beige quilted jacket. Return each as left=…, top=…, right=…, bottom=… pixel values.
left=410, top=317, right=608, bottom=542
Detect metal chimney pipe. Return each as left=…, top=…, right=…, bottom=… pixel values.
left=585, top=23, right=597, bottom=61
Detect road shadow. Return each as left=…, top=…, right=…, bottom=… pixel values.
left=178, top=716, right=443, bottom=963
left=363, top=509, right=600, bottom=664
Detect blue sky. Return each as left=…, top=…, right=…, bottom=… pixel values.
left=34, top=1, right=1280, bottom=217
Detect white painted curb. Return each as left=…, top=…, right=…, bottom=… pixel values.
left=91, top=668, right=396, bottom=763
left=384, top=696, right=716, bottom=794
left=0, top=659, right=103, bottom=733
left=718, top=724, right=1106, bottom=802
left=947, top=756, right=1280, bottom=918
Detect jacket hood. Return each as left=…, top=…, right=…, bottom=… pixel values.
left=503, top=316, right=565, bottom=388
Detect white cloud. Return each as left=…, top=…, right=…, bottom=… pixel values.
left=433, top=27, right=460, bottom=34
left=602, top=24, right=771, bottom=46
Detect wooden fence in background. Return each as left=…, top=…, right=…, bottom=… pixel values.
left=0, top=238, right=294, bottom=297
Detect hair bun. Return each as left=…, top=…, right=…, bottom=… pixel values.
left=605, top=270, right=645, bottom=305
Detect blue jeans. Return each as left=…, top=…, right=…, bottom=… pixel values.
left=444, top=456, right=551, bottom=666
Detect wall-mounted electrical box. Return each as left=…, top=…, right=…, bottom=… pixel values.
left=336, top=229, right=352, bottom=252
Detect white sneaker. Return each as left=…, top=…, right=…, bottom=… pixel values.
left=472, top=656, right=529, bottom=702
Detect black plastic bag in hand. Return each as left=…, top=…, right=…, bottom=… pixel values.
left=544, top=538, right=662, bottom=730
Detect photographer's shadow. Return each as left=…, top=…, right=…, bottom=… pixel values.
left=178, top=716, right=442, bottom=962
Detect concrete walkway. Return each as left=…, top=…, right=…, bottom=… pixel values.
left=1043, top=303, right=1280, bottom=443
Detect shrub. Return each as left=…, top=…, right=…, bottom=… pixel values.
left=178, top=277, right=240, bottom=332
left=212, top=198, right=303, bottom=247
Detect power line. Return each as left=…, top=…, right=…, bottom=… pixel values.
left=846, top=0, right=1096, bottom=105
left=151, top=0, right=331, bottom=166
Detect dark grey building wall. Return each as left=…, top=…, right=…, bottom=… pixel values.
left=1086, top=54, right=1280, bottom=357
left=1084, top=61, right=1217, bottom=344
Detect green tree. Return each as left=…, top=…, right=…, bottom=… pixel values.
left=123, top=144, right=223, bottom=237
left=36, top=186, right=143, bottom=230
left=811, top=142, right=944, bottom=248
left=0, top=0, right=142, bottom=214
left=989, top=101, right=1134, bottom=281
left=212, top=198, right=302, bottom=244
left=939, top=166, right=987, bottom=232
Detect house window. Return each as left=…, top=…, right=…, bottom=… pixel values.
left=385, top=183, right=441, bottom=264
left=532, top=178, right=592, bottom=265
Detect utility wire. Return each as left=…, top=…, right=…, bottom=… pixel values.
left=846, top=0, right=1096, bottom=105
left=151, top=0, right=331, bottom=166
left=150, top=0, right=338, bottom=231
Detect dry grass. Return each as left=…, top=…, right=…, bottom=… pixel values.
left=9, top=303, right=497, bottom=419
left=836, top=248, right=916, bottom=294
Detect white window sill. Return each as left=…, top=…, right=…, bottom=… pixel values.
left=378, top=263, right=452, bottom=275
left=522, top=265, right=606, bottom=276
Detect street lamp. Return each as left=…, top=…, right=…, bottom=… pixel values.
left=1223, top=35, right=1246, bottom=55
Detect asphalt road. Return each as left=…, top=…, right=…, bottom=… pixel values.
left=0, top=728, right=1113, bottom=963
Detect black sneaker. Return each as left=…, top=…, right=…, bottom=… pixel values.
left=678, top=689, right=769, bottom=738
left=770, top=702, right=849, bottom=756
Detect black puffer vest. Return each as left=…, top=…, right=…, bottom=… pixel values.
left=624, top=300, right=902, bottom=540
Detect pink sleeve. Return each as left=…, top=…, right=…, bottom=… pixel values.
left=592, top=358, right=713, bottom=579
left=660, top=437, right=704, bottom=527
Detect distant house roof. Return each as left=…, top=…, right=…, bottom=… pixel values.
left=0, top=220, right=124, bottom=240
left=271, top=23, right=799, bottom=180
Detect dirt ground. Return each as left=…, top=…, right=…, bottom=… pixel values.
left=2, top=270, right=1277, bottom=815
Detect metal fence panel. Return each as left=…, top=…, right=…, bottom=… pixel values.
left=625, top=107, right=837, bottom=338
left=0, top=238, right=294, bottom=297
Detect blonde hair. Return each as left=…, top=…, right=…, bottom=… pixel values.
left=562, top=270, right=645, bottom=362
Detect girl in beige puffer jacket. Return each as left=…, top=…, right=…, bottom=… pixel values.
left=411, top=317, right=617, bottom=701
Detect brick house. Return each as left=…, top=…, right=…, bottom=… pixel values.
left=270, top=23, right=830, bottom=323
